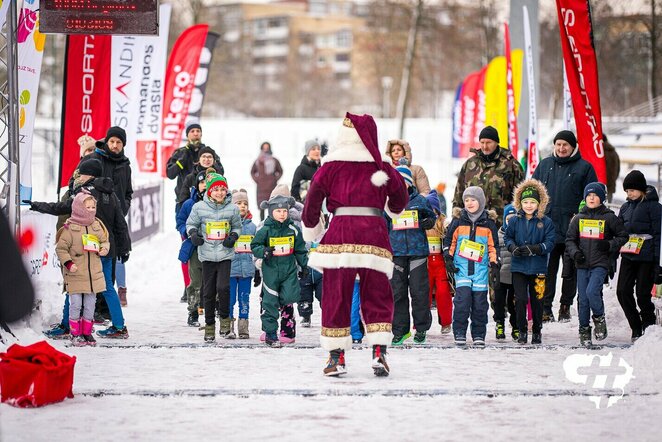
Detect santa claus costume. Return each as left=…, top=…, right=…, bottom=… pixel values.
left=302, top=113, right=409, bottom=377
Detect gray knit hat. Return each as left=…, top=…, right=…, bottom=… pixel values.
left=260, top=194, right=295, bottom=218
left=463, top=186, right=486, bottom=214
left=231, top=189, right=249, bottom=205
left=305, top=139, right=320, bottom=155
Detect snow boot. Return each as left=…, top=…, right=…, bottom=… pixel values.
left=220, top=318, right=235, bottom=339
left=265, top=331, right=282, bottom=348
left=44, top=323, right=70, bottom=340
left=97, top=326, right=129, bottom=339
left=279, top=331, right=295, bottom=344
left=391, top=331, right=411, bottom=346
left=69, top=319, right=86, bottom=346
left=631, top=328, right=643, bottom=343
left=204, top=324, right=215, bottom=342
left=531, top=332, right=542, bottom=345
left=81, top=319, right=96, bottom=347
left=579, top=325, right=592, bottom=347
left=518, top=331, right=528, bottom=344
left=558, top=304, right=571, bottom=323
left=441, top=325, right=452, bottom=335
left=593, top=315, right=607, bottom=341
left=352, top=338, right=363, bottom=344
left=371, top=345, right=390, bottom=377
left=413, top=330, right=426, bottom=344
left=495, top=321, right=505, bottom=340
left=323, top=349, right=347, bottom=376
left=301, top=315, right=311, bottom=328
left=238, top=319, right=249, bottom=339
left=542, top=309, right=555, bottom=323
left=180, top=289, right=187, bottom=303
left=473, top=337, right=485, bottom=347
left=118, top=287, right=127, bottom=307
left=454, top=335, right=466, bottom=347
left=187, top=312, right=200, bottom=327
left=511, top=329, right=519, bottom=342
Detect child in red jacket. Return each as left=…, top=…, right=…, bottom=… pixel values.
left=426, top=190, right=453, bottom=334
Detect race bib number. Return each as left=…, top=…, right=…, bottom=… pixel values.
left=393, top=210, right=418, bottom=230
left=235, top=235, right=253, bottom=253
left=269, top=236, right=294, bottom=256
left=579, top=219, right=605, bottom=239
left=428, top=237, right=441, bottom=255
left=206, top=221, right=229, bottom=240
left=620, top=234, right=648, bottom=254
left=82, top=234, right=100, bottom=253
left=458, top=239, right=485, bottom=262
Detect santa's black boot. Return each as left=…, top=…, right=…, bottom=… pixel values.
left=372, top=345, right=390, bottom=377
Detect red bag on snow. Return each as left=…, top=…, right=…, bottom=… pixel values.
left=0, top=340, right=76, bottom=407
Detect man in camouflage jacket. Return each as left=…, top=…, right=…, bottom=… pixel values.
left=453, top=126, right=524, bottom=228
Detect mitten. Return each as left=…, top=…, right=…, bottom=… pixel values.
left=189, top=229, right=205, bottom=246
left=595, top=240, right=611, bottom=252
left=263, top=246, right=275, bottom=261
left=444, top=254, right=458, bottom=274
left=223, top=232, right=239, bottom=248
left=574, top=251, right=586, bottom=264
left=419, top=217, right=435, bottom=230
left=253, top=270, right=262, bottom=287
left=298, top=266, right=310, bottom=279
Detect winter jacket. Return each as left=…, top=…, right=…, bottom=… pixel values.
left=185, top=193, right=242, bottom=263
left=385, top=140, right=431, bottom=196
left=87, top=143, right=133, bottom=215
left=498, top=229, right=513, bottom=285
left=177, top=188, right=203, bottom=263
left=166, top=143, right=223, bottom=202
left=453, top=147, right=524, bottom=228
left=177, top=163, right=223, bottom=205
left=251, top=152, right=283, bottom=204
left=291, top=156, right=320, bottom=202
left=231, top=214, right=257, bottom=278
left=251, top=216, right=308, bottom=277
left=532, top=148, right=598, bottom=244
left=444, top=208, right=499, bottom=289
left=56, top=219, right=109, bottom=294
left=504, top=179, right=556, bottom=275
left=30, top=177, right=131, bottom=259
left=618, top=185, right=661, bottom=263
left=386, top=187, right=436, bottom=257
left=565, top=204, right=628, bottom=270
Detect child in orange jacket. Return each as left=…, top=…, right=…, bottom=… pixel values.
left=426, top=190, right=453, bottom=334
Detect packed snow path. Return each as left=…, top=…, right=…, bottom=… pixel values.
left=1, top=231, right=660, bottom=441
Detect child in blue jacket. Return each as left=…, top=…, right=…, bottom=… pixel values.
left=386, top=165, right=436, bottom=345
left=229, top=189, right=257, bottom=339
left=504, top=179, right=556, bottom=345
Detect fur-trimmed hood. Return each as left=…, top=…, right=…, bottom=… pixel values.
left=385, top=139, right=414, bottom=165
left=452, top=206, right=498, bottom=222
left=512, top=178, right=549, bottom=218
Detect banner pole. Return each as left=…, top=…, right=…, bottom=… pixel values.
left=57, top=36, right=70, bottom=200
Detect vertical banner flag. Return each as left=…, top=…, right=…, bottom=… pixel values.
left=562, top=63, right=573, bottom=130
left=59, top=35, right=112, bottom=189
left=112, top=3, right=171, bottom=175
left=523, top=5, right=539, bottom=178
left=17, top=0, right=46, bottom=202
left=451, top=81, right=464, bottom=158
left=185, top=32, right=220, bottom=128
left=161, top=24, right=209, bottom=176
left=484, top=51, right=523, bottom=146
left=556, top=0, right=606, bottom=182
left=457, top=70, right=482, bottom=158
left=472, top=67, right=487, bottom=148
left=504, top=22, right=519, bottom=159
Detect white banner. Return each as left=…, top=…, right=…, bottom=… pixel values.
left=17, top=0, right=45, bottom=202
left=20, top=210, right=62, bottom=286
left=523, top=5, right=539, bottom=178
left=562, top=63, right=573, bottom=130
left=111, top=3, right=171, bottom=176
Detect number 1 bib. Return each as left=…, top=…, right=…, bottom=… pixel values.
left=579, top=219, right=605, bottom=239
left=458, top=239, right=485, bottom=262
left=82, top=234, right=100, bottom=253
left=620, top=234, right=650, bottom=254
left=269, top=236, right=294, bottom=256
left=428, top=237, right=441, bottom=255
left=206, top=221, right=229, bottom=240
left=393, top=210, right=419, bottom=230
left=235, top=235, right=253, bottom=253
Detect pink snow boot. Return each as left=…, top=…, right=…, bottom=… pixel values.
left=70, top=319, right=86, bottom=346
left=81, top=319, right=97, bottom=347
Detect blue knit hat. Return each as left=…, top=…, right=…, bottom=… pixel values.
left=426, top=189, right=441, bottom=214
left=583, top=182, right=606, bottom=203
left=396, top=163, right=414, bottom=187
left=503, top=203, right=517, bottom=226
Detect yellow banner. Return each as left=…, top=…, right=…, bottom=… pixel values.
left=483, top=50, right=523, bottom=148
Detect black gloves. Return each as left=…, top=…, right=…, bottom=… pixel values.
left=263, top=246, right=275, bottom=261
left=298, top=266, right=310, bottom=279
left=188, top=229, right=205, bottom=246
left=419, top=217, right=435, bottom=230
left=119, top=253, right=130, bottom=264
left=223, top=232, right=239, bottom=248
left=509, top=244, right=542, bottom=257
left=574, top=251, right=586, bottom=265
left=527, top=244, right=543, bottom=255
left=489, top=262, right=501, bottom=290
left=253, top=270, right=262, bottom=287
left=512, top=246, right=525, bottom=257
left=444, top=254, right=458, bottom=274
left=596, top=240, right=611, bottom=252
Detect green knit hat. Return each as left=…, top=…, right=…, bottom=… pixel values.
left=206, top=172, right=228, bottom=196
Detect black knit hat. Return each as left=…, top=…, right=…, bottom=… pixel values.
left=105, top=126, right=126, bottom=146
left=197, top=146, right=216, bottom=159
left=622, top=170, right=647, bottom=192
left=553, top=130, right=577, bottom=148
left=78, top=158, right=103, bottom=177
left=186, top=123, right=202, bottom=136
left=478, top=126, right=499, bottom=143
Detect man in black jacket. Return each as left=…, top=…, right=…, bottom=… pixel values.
left=291, top=139, right=321, bottom=202
left=176, top=146, right=222, bottom=205
left=532, top=130, right=598, bottom=322
left=166, top=123, right=223, bottom=214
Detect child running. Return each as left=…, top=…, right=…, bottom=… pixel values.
left=55, top=192, right=110, bottom=347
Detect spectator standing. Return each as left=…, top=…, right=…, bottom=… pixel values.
left=603, top=134, right=621, bottom=203
left=385, top=139, right=431, bottom=196
left=291, top=140, right=321, bottom=203
left=251, top=141, right=283, bottom=220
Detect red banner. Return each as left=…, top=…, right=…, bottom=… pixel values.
left=160, top=24, right=208, bottom=176
left=556, top=0, right=606, bottom=182
left=59, top=35, right=112, bottom=189
left=456, top=69, right=484, bottom=158
left=504, top=22, right=519, bottom=159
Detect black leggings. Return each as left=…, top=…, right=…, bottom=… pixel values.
left=202, top=260, right=231, bottom=325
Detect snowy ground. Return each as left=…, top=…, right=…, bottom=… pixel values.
left=1, top=228, right=661, bottom=441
